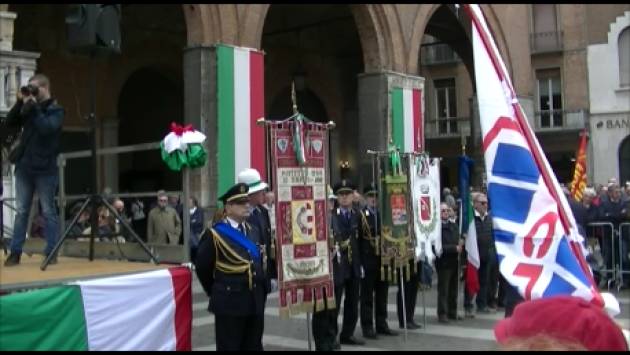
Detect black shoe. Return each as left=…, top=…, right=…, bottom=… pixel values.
left=448, top=315, right=463, bottom=321
left=4, top=253, right=20, bottom=267
left=400, top=321, right=422, bottom=330
left=376, top=327, right=398, bottom=336
left=46, top=253, right=58, bottom=265
left=438, top=315, right=450, bottom=323
left=333, top=340, right=341, bottom=350
left=340, top=336, right=365, bottom=345
left=362, top=329, right=377, bottom=339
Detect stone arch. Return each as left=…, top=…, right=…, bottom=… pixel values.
left=242, top=4, right=391, bottom=73
left=406, top=4, right=513, bottom=78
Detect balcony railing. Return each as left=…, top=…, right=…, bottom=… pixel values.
left=534, top=109, right=587, bottom=131
left=421, top=43, right=461, bottom=66
left=425, top=117, right=471, bottom=138
left=530, top=31, right=564, bottom=54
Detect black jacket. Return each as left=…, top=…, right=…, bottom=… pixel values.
left=195, top=221, right=268, bottom=316
left=359, top=206, right=381, bottom=271
left=475, top=212, right=495, bottom=262
left=330, top=207, right=362, bottom=284
left=247, top=205, right=277, bottom=282
left=437, top=220, right=461, bottom=265
left=598, top=198, right=629, bottom=228
left=5, top=98, right=64, bottom=175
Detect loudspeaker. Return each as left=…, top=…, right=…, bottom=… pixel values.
left=66, top=4, right=121, bottom=54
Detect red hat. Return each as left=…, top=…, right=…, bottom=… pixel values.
left=494, top=296, right=628, bottom=351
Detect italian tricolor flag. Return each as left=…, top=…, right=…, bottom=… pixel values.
left=217, top=44, right=266, bottom=196
left=391, top=87, right=424, bottom=153
left=0, top=267, right=192, bottom=351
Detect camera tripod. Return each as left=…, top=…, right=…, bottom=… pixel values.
left=41, top=52, right=158, bottom=270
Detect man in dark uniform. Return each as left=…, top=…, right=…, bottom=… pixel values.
left=312, top=190, right=341, bottom=351
left=436, top=203, right=463, bottom=323
left=330, top=179, right=365, bottom=345
left=238, top=168, right=278, bottom=294
left=359, top=183, right=398, bottom=338
left=194, top=183, right=269, bottom=351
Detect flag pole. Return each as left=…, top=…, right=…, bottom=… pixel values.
left=399, top=266, right=408, bottom=342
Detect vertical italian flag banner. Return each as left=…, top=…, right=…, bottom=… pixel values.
left=217, top=44, right=266, bottom=196
left=391, top=87, right=424, bottom=153
left=0, top=267, right=192, bottom=351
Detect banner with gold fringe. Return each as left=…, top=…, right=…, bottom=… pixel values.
left=270, top=114, right=335, bottom=318
left=569, top=129, right=588, bottom=202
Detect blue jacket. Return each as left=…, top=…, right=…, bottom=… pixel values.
left=6, top=98, right=64, bottom=175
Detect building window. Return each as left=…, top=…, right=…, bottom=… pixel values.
left=536, top=69, right=563, bottom=128
left=619, top=26, right=630, bottom=87
left=531, top=4, right=562, bottom=52
left=434, top=78, right=457, bottom=135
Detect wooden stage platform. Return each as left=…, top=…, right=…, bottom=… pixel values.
left=0, top=254, right=172, bottom=292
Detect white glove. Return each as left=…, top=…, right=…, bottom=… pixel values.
left=360, top=266, right=365, bottom=279
left=270, top=278, right=278, bottom=292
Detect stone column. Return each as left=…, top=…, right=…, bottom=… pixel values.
left=183, top=45, right=217, bottom=212
left=357, top=71, right=425, bottom=188
left=0, top=10, right=17, bottom=52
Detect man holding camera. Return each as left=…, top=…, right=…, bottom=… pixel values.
left=3, top=74, right=64, bottom=266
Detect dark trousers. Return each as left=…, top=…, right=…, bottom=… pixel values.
left=436, top=259, right=458, bottom=318
left=503, top=282, right=524, bottom=317
left=336, top=277, right=360, bottom=339
left=215, top=314, right=264, bottom=351
left=497, top=274, right=508, bottom=307
left=476, top=256, right=497, bottom=310
left=313, top=288, right=338, bottom=351
left=396, top=264, right=418, bottom=325
left=360, top=267, right=389, bottom=331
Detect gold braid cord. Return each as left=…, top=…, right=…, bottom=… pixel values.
left=210, top=228, right=254, bottom=290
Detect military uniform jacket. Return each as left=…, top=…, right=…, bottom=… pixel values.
left=248, top=205, right=278, bottom=283
left=330, top=207, right=362, bottom=283
left=359, top=206, right=381, bottom=271
left=194, top=220, right=268, bottom=316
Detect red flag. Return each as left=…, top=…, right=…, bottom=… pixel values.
left=569, top=130, right=588, bottom=202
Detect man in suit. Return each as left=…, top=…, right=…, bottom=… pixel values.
left=359, top=183, right=398, bottom=338
left=330, top=179, right=365, bottom=346
left=195, top=183, right=269, bottom=351
left=238, top=168, right=278, bottom=294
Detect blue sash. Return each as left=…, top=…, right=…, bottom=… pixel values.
left=213, top=222, right=261, bottom=262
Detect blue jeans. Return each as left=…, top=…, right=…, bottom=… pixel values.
left=10, top=168, right=59, bottom=256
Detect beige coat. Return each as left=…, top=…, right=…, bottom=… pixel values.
left=147, top=206, right=182, bottom=244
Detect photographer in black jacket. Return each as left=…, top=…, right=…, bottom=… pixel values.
left=3, top=74, right=64, bottom=266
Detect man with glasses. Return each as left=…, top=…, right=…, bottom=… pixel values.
left=146, top=190, right=182, bottom=244
left=4, top=74, right=64, bottom=266
left=464, top=192, right=498, bottom=316
left=195, top=183, right=267, bottom=351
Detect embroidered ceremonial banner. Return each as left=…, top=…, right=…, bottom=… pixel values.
left=410, top=155, right=441, bottom=265
left=379, top=153, right=416, bottom=281
left=270, top=115, right=335, bottom=318
left=569, top=129, right=588, bottom=202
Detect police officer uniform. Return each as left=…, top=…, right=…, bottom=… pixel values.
left=312, top=193, right=341, bottom=351
left=329, top=180, right=365, bottom=346
left=359, top=183, right=397, bottom=338
left=194, top=183, right=269, bottom=351
left=237, top=168, right=278, bottom=294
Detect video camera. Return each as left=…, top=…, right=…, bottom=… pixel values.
left=20, top=84, right=39, bottom=97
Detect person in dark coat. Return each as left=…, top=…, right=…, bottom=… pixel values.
left=238, top=168, right=278, bottom=294
left=330, top=179, right=365, bottom=346
left=436, top=203, right=463, bottom=323
left=359, top=183, right=397, bottom=338
left=195, top=183, right=269, bottom=351
left=188, top=197, right=204, bottom=263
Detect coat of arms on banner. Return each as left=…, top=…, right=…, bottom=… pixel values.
left=410, top=156, right=441, bottom=264
left=378, top=151, right=416, bottom=281
left=269, top=115, right=335, bottom=318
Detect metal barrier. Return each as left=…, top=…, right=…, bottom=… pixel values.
left=56, top=141, right=192, bottom=263
left=619, top=223, right=630, bottom=289
left=586, top=222, right=617, bottom=290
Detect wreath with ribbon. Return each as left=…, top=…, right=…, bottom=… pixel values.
left=160, top=122, right=207, bottom=171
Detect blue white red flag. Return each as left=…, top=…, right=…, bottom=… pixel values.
left=463, top=4, right=604, bottom=307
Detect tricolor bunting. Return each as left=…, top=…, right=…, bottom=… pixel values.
left=391, top=87, right=424, bottom=153
left=217, top=44, right=266, bottom=196
left=463, top=4, right=602, bottom=306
